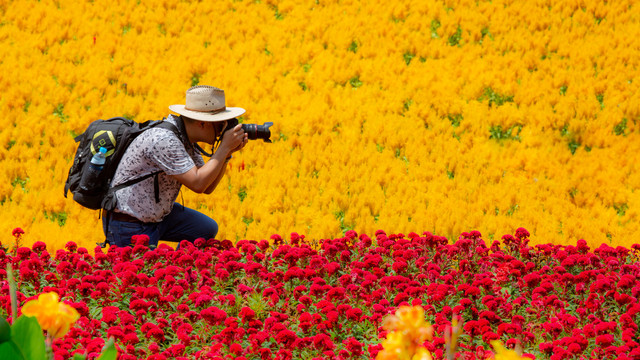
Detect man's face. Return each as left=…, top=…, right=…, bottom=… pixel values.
left=212, top=120, right=227, bottom=143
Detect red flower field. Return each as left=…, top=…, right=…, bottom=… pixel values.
left=1, top=229, right=639, bottom=359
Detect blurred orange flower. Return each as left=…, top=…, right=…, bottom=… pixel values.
left=21, top=292, right=79, bottom=339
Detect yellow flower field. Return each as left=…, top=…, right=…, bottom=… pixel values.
left=0, top=0, right=638, bottom=250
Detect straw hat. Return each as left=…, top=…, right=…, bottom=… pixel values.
left=169, top=85, right=245, bottom=122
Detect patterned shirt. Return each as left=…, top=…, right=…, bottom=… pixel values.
left=111, top=115, right=205, bottom=222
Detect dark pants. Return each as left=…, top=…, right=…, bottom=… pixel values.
left=102, top=203, right=218, bottom=248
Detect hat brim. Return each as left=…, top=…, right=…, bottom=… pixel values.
left=169, top=105, right=246, bottom=122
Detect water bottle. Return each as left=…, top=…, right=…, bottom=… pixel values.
left=79, top=147, right=108, bottom=193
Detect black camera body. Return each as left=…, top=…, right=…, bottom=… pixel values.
left=225, top=118, right=274, bottom=143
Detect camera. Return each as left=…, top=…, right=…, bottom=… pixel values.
left=224, top=118, right=273, bottom=143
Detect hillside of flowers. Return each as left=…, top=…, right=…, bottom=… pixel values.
left=0, top=0, right=639, bottom=250
left=1, top=229, right=640, bottom=359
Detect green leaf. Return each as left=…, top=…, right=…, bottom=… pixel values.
left=97, top=338, right=117, bottom=360
left=448, top=25, right=462, bottom=46
left=11, top=316, right=46, bottom=360
left=614, top=118, right=628, bottom=136
left=0, top=317, right=11, bottom=343
left=430, top=19, right=440, bottom=38
left=347, top=40, right=359, bottom=53
left=0, top=340, right=26, bottom=360
left=73, top=353, right=87, bottom=360
left=89, top=305, right=103, bottom=320
left=349, top=75, right=363, bottom=88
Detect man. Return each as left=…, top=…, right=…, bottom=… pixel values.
left=102, top=85, right=248, bottom=248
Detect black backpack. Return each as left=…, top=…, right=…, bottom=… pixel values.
left=64, top=116, right=189, bottom=211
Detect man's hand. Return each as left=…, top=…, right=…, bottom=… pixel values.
left=220, top=124, right=248, bottom=155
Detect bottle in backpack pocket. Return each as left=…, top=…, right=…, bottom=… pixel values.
left=78, top=147, right=108, bottom=193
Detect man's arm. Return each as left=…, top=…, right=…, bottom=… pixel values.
left=171, top=125, right=247, bottom=193
left=203, top=158, right=228, bottom=194
left=171, top=153, right=229, bottom=194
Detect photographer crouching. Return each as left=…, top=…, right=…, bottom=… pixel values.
left=102, top=85, right=272, bottom=249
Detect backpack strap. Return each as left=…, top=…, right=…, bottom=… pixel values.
left=108, top=171, right=164, bottom=193
left=152, top=117, right=192, bottom=202
left=156, top=116, right=190, bottom=149
left=158, top=116, right=214, bottom=157
left=154, top=173, right=161, bottom=203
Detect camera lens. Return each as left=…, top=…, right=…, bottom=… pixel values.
left=221, top=119, right=274, bottom=143
left=242, top=122, right=274, bottom=143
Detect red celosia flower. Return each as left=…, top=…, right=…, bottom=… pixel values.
left=515, top=227, right=530, bottom=239
left=312, top=334, right=334, bottom=351
left=596, top=334, right=614, bottom=347
left=16, top=247, right=31, bottom=260
left=147, top=326, right=165, bottom=342
left=270, top=234, right=283, bottom=245
left=239, top=307, right=256, bottom=322
left=106, top=326, right=125, bottom=340
left=201, top=306, right=227, bottom=326
left=343, top=337, right=363, bottom=356
left=12, top=227, right=25, bottom=238
left=465, top=286, right=480, bottom=297
left=345, top=308, right=362, bottom=321
left=229, top=343, right=243, bottom=355
left=99, top=306, right=118, bottom=324
left=65, top=241, right=78, bottom=253
left=31, top=241, right=46, bottom=253
left=132, top=234, right=150, bottom=246
left=275, top=329, right=297, bottom=347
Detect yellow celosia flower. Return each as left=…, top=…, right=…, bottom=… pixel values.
left=21, top=292, right=80, bottom=339
left=1, top=0, right=639, bottom=250
left=491, top=341, right=526, bottom=360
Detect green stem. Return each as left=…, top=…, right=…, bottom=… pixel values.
left=6, top=264, right=18, bottom=322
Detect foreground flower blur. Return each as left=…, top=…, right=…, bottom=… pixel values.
left=21, top=291, right=80, bottom=339
left=491, top=341, right=527, bottom=360
left=377, top=306, right=434, bottom=360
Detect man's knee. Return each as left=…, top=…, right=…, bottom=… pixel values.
left=193, top=214, right=218, bottom=240
left=206, top=219, right=219, bottom=239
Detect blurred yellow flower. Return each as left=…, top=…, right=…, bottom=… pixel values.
left=491, top=341, right=526, bottom=360
left=385, top=306, right=433, bottom=342
left=21, top=292, right=80, bottom=339
left=445, top=315, right=463, bottom=358
left=377, top=331, right=409, bottom=360
left=377, top=306, right=433, bottom=360
left=412, top=348, right=433, bottom=360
